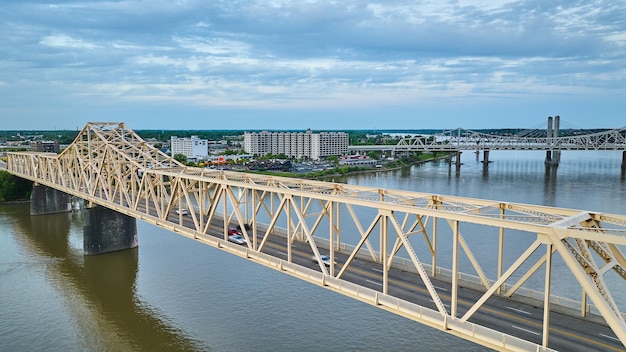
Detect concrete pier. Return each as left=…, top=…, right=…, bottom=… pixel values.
left=545, top=116, right=561, bottom=166
left=30, top=184, right=71, bottom=215
left=83, top=205, right=138, bottom=255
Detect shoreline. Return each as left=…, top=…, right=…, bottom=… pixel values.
left=1, top=199, right=29, bottom=204
left=309, top=154, right=452, bottom=181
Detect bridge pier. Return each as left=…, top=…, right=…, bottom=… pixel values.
left=482, top=150, right=489, bottom=163
left=30, top=183, right=71, bottom=215
left=622, top=151, right=626, bottom=170
left=545, top=116, right=561, bottom=166
left=83, top=205, right=138, bottom=255
left=545, top=150, right=561, bottom=166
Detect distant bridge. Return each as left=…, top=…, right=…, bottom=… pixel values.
left=393, top=127, right=626, bottom=152
left=349, top=123, right=626, bottom=167
left=5, top=122, right=626, bottom=351
left=349, top=126, right=626, bottom=152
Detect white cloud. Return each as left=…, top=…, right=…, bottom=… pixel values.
left=173, top=37, right=251, bottom=56
left=1, top=0, right=625, bottom=129
left=39, top=34, right=99, bottom=50
left=605, top=32, right=626, bottom=47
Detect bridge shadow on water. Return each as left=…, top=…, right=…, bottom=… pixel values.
left=11, top=203, right=209, bottom=352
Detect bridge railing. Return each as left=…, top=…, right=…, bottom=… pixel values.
left=270, top=226, right=620, bottom=321
left=228, top=232, right=556, bottom=352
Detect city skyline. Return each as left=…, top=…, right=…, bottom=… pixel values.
left=1, top=1, right=625, bottom=131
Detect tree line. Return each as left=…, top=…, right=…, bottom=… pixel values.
left=0, top=128, right=440, bottom=146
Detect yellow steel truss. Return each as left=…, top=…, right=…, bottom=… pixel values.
left=6, top=122, right=626, bottom=351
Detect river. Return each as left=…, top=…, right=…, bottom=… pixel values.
left=1, top=150, right=624, bottom=351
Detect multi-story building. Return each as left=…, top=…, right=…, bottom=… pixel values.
left=170, top=135, right=208, bottom=160
left=244, top=129, right=348, bottom=160
left=30, top=140, right=60, bottom=153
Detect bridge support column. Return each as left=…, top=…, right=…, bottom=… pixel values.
left=546, top=151, right=561, bottom=166
left=622, top=151, right=626, bottom=170
left=30, top=183, right=71, bottom=215
left=482, top=150, right=489, bottom=163
left=554, top=150, right=561, bottom=164
left=83, top=205, right=138, bottom=255
left=455, top=151, right=462, bottom=169
left=545, top=116, right=561, bottom=166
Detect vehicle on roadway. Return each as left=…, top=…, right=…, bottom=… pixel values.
left=312, top=254, right=336, bottom=266
left=175, top=209, right=189, bottom=216
left=228, top=234, right=247, bottom=245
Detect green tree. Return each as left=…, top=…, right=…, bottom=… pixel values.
left=366, top=151, right=382, bottom=160
left=223, top=149, right=246, bottom=155
left=326, top=155, right=339, bottom=166
left=173, top=153, right=187, bottom=164
left=0, top=171, right=33, bottom=202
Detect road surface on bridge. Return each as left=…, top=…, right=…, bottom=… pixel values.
left=158, top=206, right=623, bottom=352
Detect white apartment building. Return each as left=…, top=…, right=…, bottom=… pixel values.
left=244, top=129, right=348, bottom=160
left=170, top=135, right=208, bottom=160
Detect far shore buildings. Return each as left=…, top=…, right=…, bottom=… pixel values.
left=30, top=140, right=60, bottom=153
left=170, top=135, right=208, bottom=161
left=244, top=129, right=348, bottom=160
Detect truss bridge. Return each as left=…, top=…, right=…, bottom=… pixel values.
left=6, top=122, right=626, bottom=351
left=394, top=127, right=626, bottom=153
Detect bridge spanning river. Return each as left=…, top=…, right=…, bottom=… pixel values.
left=394, top=126, right=626, bottom=152
left=6, top=122, right=626, bottom=351
left=350, top=119, right=626, bottom=169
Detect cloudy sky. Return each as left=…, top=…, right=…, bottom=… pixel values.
left=1, top=1, right=625, bottom=131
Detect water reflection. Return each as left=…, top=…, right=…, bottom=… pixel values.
left=11, top=204, right=207, bottom=352
left=543, top=165, right=558, bottom=207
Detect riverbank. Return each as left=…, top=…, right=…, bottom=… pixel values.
left=245, top=153, right=452, bottom=181
left=320, top=154, right=453, bottom=179
left=1, top=199, right=29, bottom=204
